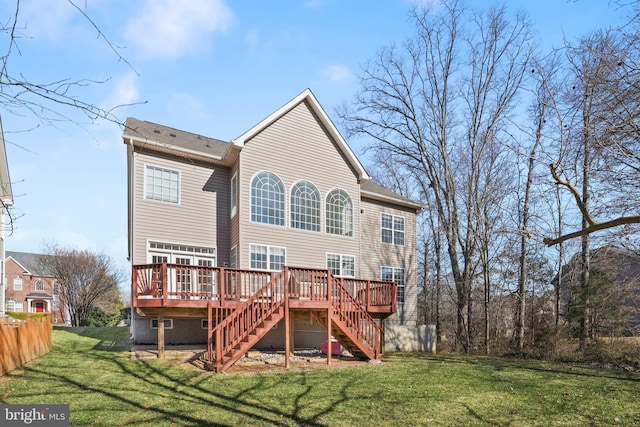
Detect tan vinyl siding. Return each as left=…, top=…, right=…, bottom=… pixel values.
left=360, top=197, right=418, bottom=325
left=131, top=149, right=227, bottom=265
left=237, top=101, right=361, bottom=271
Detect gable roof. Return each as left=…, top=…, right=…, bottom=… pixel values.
left=122, top=118, right=236, bottom=165
left=5, top=251, right=56, bottom=277
left=361, top=181, right=423, bottom=211
left=232, top=89, right=370, bottom=182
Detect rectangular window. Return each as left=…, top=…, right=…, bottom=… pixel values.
left=381, top=213, right=405, bottom=245
left=327, top=253, right=355, bottom=277
left=150, top=318, right=173, bottom=329
left=201, top=319, right=217, bottom=329
left=382, top=266, right=406, bottom=304
left=230, top=246, right=237, bottom=268
left=230, top=172, right=238, bottom=217
left=250, top=244, right=286, bottom=271
left=13, top=277, right=22, bottom=291
left=145, top=165, right=179, bottom=204
left=11, top=301, right=23, bottom=312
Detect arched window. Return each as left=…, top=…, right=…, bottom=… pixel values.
left=35, top=280, right=44, bottom=291
left=326, top=189, right=353, bottom=237
left=290, top=181, right=321, bottom=231
left=251, top=172, right=285, bottom=226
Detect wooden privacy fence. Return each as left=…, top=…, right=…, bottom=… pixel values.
left=0, top=315, right=52, bottom=376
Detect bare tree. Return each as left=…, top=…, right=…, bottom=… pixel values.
left=338, top=0, right=533, bottom=352
left=0, top=0, right=138, bottom=128
left=38, top=243, right=123, bottom=327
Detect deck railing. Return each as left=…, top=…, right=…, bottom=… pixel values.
left=132, top=264, right=397, bottom=310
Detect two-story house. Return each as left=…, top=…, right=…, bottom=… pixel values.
left=4, top=251, right=66, bottom=323
left=124, top=89, right=422, bottom=372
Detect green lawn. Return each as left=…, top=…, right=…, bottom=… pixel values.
left=1, top=327, right=639, bottom=426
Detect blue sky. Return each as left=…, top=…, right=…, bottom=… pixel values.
left=1, top=0, right=625, bottom=282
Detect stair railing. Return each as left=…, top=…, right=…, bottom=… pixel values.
left=212, top=269, right=287, bottom=370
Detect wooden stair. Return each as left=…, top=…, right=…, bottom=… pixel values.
left=208, top=268, right=385, bottom=372
left=313, top=280, right=383, bottom=360
left=209, top=271, right=286, bottom=372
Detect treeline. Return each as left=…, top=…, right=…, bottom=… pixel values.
left=339, top=0, right=640, bottom=354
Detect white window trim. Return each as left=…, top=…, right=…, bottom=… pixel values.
left=230, top=172, right=238, bottom=218
left=381, top=213, right=405, bottom=246
left=13, top=277, right=22, bottom=291
left=249, top=244, right=287, bottom=272
left=230, top=246, right=237, bottom=269
left=325, top=188, right=354, bottom=238
left=326, top=253, right=356, bottom=278
left=290, top=179, right=322, bottom=233
left=381, top=266, right=406, bottom=304
left=143, top=164, right=181, bottom=205
left=146, top=241, right=217, bottom=265
left=151, top=318, right=173, bottom=329
left=249, top=170, right=287, bottom=227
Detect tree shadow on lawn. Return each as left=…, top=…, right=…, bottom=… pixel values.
left=8, top=337, right=381, bottom=426
left=392, top=352, right=640, bottom=383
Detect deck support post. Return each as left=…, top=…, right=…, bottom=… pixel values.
left=207, top=301, right=213, bottom=362
left=157, top=314, right=165, bottom=359
left=326, top=308, right=332, bottom=366
left=284, top=287, right=291, bottom=369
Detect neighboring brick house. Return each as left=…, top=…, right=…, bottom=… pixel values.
left=4, top=251, right=66, bottom=323
left=124, top=89, right=423, bottom=370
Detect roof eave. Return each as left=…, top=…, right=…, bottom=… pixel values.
left=124, top=134, right=229, bottom=165
left=361, top=190, right=424, bottom=211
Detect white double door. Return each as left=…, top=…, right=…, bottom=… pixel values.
left=151, top=253, right=216, bottom=297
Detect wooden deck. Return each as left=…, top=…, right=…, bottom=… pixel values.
left=132, top=264, right=397, bottom=372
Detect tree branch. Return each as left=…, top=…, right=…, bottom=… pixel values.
left=543, top=215, right=640, bottom=246
left=549, top=163, right=598, bottom=226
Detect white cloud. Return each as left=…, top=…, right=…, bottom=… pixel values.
left=125, top=0, right=235, bottom=60
left=18, top=0, right=77, bottom=41
left=320, top=64, right=354, bottom=85
left=102, top=72, right=140, bottom=111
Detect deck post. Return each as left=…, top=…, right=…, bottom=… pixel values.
left=326, top=307, right=332, bottom=366
left=131, top=266, right=137, bottom=309
left=207, top=301, right=213, bottom=362
left=284, top=268, right=291, bottom=368
left=161, top=262, right=167, bottom=305
left=157, top=314, right=165, bottom=359
left=380, top=318, right=386, bottom=357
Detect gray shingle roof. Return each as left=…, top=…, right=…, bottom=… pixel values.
left=123, top=118, right=231, bottom=161
left=5, top=251, right=56, bottom=277
left=360, top=181, right=423, bottom=210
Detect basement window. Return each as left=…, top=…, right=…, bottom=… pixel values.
left=150, top=318, right=173, bottom=329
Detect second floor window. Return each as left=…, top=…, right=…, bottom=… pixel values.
left=13, top=277, right=22, bottom=291
left=381, top=213, right=405, bottom=245
left=251, top=172, right=285, bottom=226
left=290, top=181, right=321, bottom=232
left=145, top=165, right=179, bottom=204
left=326, top=189, right=353, bottom=237
left=35, top=280, right=44, bottom=291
